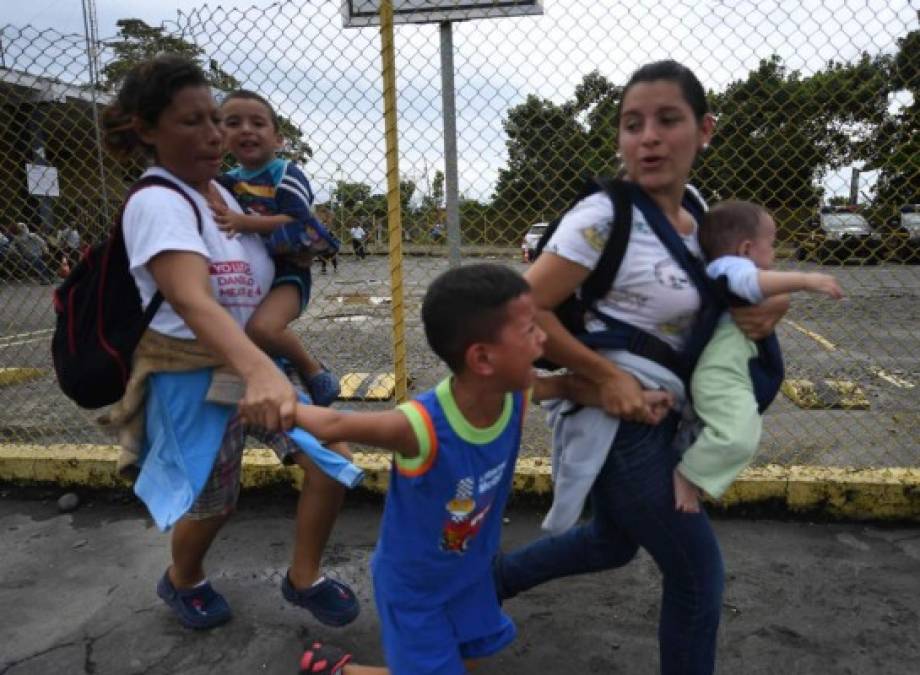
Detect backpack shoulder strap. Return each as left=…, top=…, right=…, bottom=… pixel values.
left=122, top=175, right=205, bottom=321
left=127, top=175, right=204, bottom=235
left=581, top=177, right=632, bottom=306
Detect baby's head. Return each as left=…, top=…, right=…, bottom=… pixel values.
left=220, top=90, right=282, bottom=169
left=699, top=200, right=776, bottom=269
left=421, top=264, right=544, bottom=390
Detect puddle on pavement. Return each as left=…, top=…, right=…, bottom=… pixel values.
left=331, top=315, right=372, bottom=323
left=333, top=294, right=391, bottom=306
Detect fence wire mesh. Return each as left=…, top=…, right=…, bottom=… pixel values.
left=0, top=1, right=917, bottom=470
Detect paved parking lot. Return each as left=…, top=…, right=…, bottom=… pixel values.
left=0, top=254, right=918, bottom=468
left=0, top=490, right=918, bottom=675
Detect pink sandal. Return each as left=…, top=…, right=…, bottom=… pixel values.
left=298, top=641, right=352, bottom=674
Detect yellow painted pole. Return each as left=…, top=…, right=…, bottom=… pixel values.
left=379, top=0, right=408, bottom=403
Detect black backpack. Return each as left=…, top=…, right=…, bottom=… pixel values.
left=51, top=176, right=202, bottom=409
left=531, top=177, right=633, bottom=369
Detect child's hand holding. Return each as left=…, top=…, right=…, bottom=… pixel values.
left=806, top=273, right=844, bottom=299
left=209, top=200, right=244, bottom=238
left=673, top=469, right=701, bottom=513
left=642, top=389, right=674, bottom=425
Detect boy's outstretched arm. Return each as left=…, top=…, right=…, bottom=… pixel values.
left=757, top=270, right=843, bottom=299
left=295, top=405, right=420, bottom=458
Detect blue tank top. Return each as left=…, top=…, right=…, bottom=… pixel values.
left=372, top=378, right=528, bottom=603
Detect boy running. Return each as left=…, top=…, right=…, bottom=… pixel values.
left=293, top=263, right=670, bottom=674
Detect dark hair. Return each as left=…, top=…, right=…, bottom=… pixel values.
left=421, top=263, right=530, bottom=373
left=617, top=60, right=709, bottom=123
left=102, top=54, right=209, bottom=160
left=699, top=200, right=770, bottom=260
left=221, top=89, right=280, bottom=131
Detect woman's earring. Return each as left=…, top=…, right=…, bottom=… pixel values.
left=701, top=143, right=709, bottom=152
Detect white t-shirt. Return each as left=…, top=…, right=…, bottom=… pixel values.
left=543, top=189, right=705, bottom=350
left=122, top=167, right=274, bottom=339
left=350, top=225, right=366, bottom=240
left=706, top=255, right=763, bottom=304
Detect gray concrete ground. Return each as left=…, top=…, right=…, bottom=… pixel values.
left=1, top=255, right=918, bottom=468
left=1, top=488, right=918, bottom=675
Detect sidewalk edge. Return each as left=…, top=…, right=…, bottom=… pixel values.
left=1, top=443, right=918, bottom=521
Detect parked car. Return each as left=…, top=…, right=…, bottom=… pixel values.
left=880, top=205, right=920, bottom=263
left=521, top=222, right=548, bottom=262
left=796, top=206, right=880, bottom=264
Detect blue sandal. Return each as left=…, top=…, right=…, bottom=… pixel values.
left=306, top=366, right=341, bottom=407
left=282, top=572, right=359, bottom=627
left=156, top=570, right=232, bottom=629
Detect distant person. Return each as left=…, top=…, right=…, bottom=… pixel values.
left=12, top=222, right=50, bottom=282
left=672, top=200, right=842, bottom=512
left=349, top=222, right=367, bottom=259
left=62, top=225, right=81, bottom=260
left=51, top=225, right=81, bottom=271
left=290, top=264, right=668, bottom=674
left=0, top=229, right=10, bottom=266
left=430, top=220, right=445, bottom=242
left=215, top=89, right=341, bottom=406
left=316, top=250, right=338, bottom=274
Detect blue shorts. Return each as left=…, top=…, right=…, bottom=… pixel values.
left=272, top=257, right=312, bottom=313
left=374, top=573, right=516, bottom=675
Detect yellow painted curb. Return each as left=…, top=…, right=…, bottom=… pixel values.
left=1, top=444, right=918, bottom=521
left=0, top=368, right=46, bottom=387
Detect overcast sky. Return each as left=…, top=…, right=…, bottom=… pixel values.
left=3, top=1, right=917, bottom=203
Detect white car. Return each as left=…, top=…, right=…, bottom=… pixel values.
left=521, top=222, right=548, bottom=262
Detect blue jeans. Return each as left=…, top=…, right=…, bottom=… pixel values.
left=496, top=415, right=724, bottom=675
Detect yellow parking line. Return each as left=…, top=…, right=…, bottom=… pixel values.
left=0, top=368, right=46, bottom=386
left=338, top=372, right=396, bottom=401
left=784, top=320, right=837, bottom=351
left=0, top=328, right=53, bottom=349
left=870, top=367, right=915, bottom=389
left=0, top=336, right=51, bottom=349
left=0, top=328, right=53, bottom=343
left=780, top=378, right=869, bottom=410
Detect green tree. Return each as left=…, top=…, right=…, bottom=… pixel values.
left=695, top=56, right=824, bottom=210
left=862, top=15, right=920, bottom=208
left=399, top=179, right=416, bottom=216
left=432, top=170, right=445, bottom=207
left=695, top=54, right=888, bottom=214
left=492, top=93, right=590, bottom=221
left=101, top=19, right=312, bottom=163
left=332, top=181, right=372, bottom=211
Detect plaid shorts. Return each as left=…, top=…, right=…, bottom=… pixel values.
left=186, top=414, right=301, bottom=520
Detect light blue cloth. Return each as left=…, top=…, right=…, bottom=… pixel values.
left=135, top=370, right=231, bottom=531
left=287, top=425, right=365, bottom=489
left=134, top=369, right=364, bottom=531
left=541, top=350, right=687, bottom=535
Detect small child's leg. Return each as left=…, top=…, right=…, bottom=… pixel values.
left=246, top=284, right=323, bottom=378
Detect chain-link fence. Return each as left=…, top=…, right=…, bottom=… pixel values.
left=0, top=1, right=917, bottom=470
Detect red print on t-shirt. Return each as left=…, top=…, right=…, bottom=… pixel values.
left=209, top=260, right=262, bottom=307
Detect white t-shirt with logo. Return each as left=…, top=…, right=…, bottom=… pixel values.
left=122, top=167, right=274, bottom=340
left=543, top=189, right=705, bottom=350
